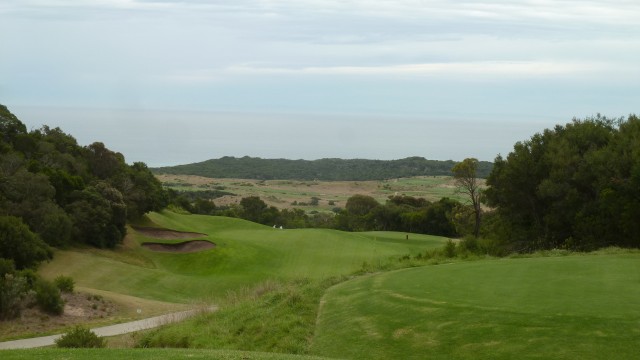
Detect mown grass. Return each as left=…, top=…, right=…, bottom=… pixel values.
left=39, top=211, right=449, bottom=303
left=310, top=253, right=640, bottom=359
left=0, top=348, right=335, bottom=360
left=28, top=210, right=640, bottom=359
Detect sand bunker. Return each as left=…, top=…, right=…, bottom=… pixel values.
left=133, top=226, right=207, bottom=240
left=141, top=240, right=216, bottom=253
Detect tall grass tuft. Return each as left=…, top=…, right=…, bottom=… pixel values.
left=136, top=278, right=327, bottom=354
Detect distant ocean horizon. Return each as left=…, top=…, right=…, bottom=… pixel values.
left=12, top=105, right=560, bottom=168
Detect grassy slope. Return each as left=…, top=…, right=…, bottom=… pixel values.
left=39, top=211, right=448, bottom=303
left=311, top=254, right=640, bottom=359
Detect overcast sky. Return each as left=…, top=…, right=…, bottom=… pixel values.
left=2, top=1, right=639, bottom=166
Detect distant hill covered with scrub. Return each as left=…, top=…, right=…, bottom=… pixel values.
left=152, top=156, right=494, bottom=180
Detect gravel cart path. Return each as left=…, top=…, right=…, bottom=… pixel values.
left=0, top=307, right=215, bottom=350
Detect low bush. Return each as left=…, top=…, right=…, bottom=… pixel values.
left=443, top=239, right=456, bottom=258
left=17, top=268, right=38, bottom=289
left=0, top=273, right=27, bottom=320
left=54, top=275, right=75, bottom=293
left=35, top=279, right=64, bottom=315
left=55, top=326, right=105, bottom=348
left=0, top=258, right=15, bottom=277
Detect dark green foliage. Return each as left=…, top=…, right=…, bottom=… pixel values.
left=0, top=259, right=23, bottom=320
left=193, top=198, right=216, bottom=215
left=116, top=162, right=168, bottom=220
left=345, top=194, right=379, bottom=216
left=443, top=239, right=457, bottom=258
left=137, top=333, right=191, bottom=348
left=54, top=275, right=75, bottom=293
left=336, top=195, right=459, bottom=236
left=35, top=278, right=64, bottom=315
left=0, top=258, right=15, bottom=277
left=0, top=216, right=52, bottom=269
left=16, top=268, right=39, bottom=289
left=85, top=142, right=126, bottom=180
left=66, top=183, right=126, bottom=248
left=240, top=196, right=268, bottom=223
left=55, top=326, right=105, bottom=348
left=153, top=156, right=494, bottom=181
left=0, top=273, right=27, bottom=320
left=485, top=115, right=640, bottom=251
left=26, top=202, right=73, bottom=247
left=388, top=195, right=429, bottom=207
left=0, top=105, right=27, bottom=145
left=44, top=168, right=85, bottom=206
left=211, top=193, right=458, bottom=237
left=0, top=104, right=169, bottom=257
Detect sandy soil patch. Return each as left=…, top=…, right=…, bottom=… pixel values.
left=141, top=240, right=216, bottom=253
left=0, top=292, right=117, bottom=341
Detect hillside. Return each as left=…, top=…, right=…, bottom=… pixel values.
left=152, top=156, right=494, bottom=181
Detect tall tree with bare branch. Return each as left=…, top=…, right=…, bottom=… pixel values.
left=452, top=158, right=482, bottom=238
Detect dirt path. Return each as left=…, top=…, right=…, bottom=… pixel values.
left=0, top=307, right=216, bottom=350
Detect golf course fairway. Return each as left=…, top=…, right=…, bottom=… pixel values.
left=39, top=211, right=448, bottom=303
left=311, top=254, right=640, bottom=359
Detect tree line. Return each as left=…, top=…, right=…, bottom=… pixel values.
left=152, top=156, right=494, bottom=181
left=0, top=104, right=167, bottom=270
left=168, top=192, right=464, bottom=237
left=482, top=114, right=640, bottom=252
left=169, top=114, right=640, bottom=254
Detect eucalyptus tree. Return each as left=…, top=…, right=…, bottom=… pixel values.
left=452, top=158, right=482, bottom=238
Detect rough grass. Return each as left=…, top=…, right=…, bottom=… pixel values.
left=136, top=278, right=342, bottom=354
left=310, top=253, right=640, bottom=359
left=0, top=349, right=335, bottom=360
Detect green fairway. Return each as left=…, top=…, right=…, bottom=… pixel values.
left=311, top=254, right=640, bottom=360
left=39, top=211, right=448, bottom=303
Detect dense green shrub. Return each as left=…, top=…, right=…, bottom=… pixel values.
left=0, top=273, right=28, bottom=320
left=54, top=275, right=75, bottom=293
left=457, top=235, right=478, bottom=254
left=485, top=114, right=640, bottom=250
left=35, top=279, right=64, bottom=315
left=444, top=239, right=457, bottom=258
left=0, top=216, right=52, bottom=269
left=17, top=268, right=39, bottom=289
left=0, top=258, right=15, bottom=277
left=55, top=326, right=105, bottom=348
left=0, top=104, right=168, bottom=261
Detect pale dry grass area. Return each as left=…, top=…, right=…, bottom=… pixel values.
left=156, top=175, right=475, bottom=212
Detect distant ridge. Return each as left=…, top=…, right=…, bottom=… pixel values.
left=152, top=156, right=493, bottom=181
